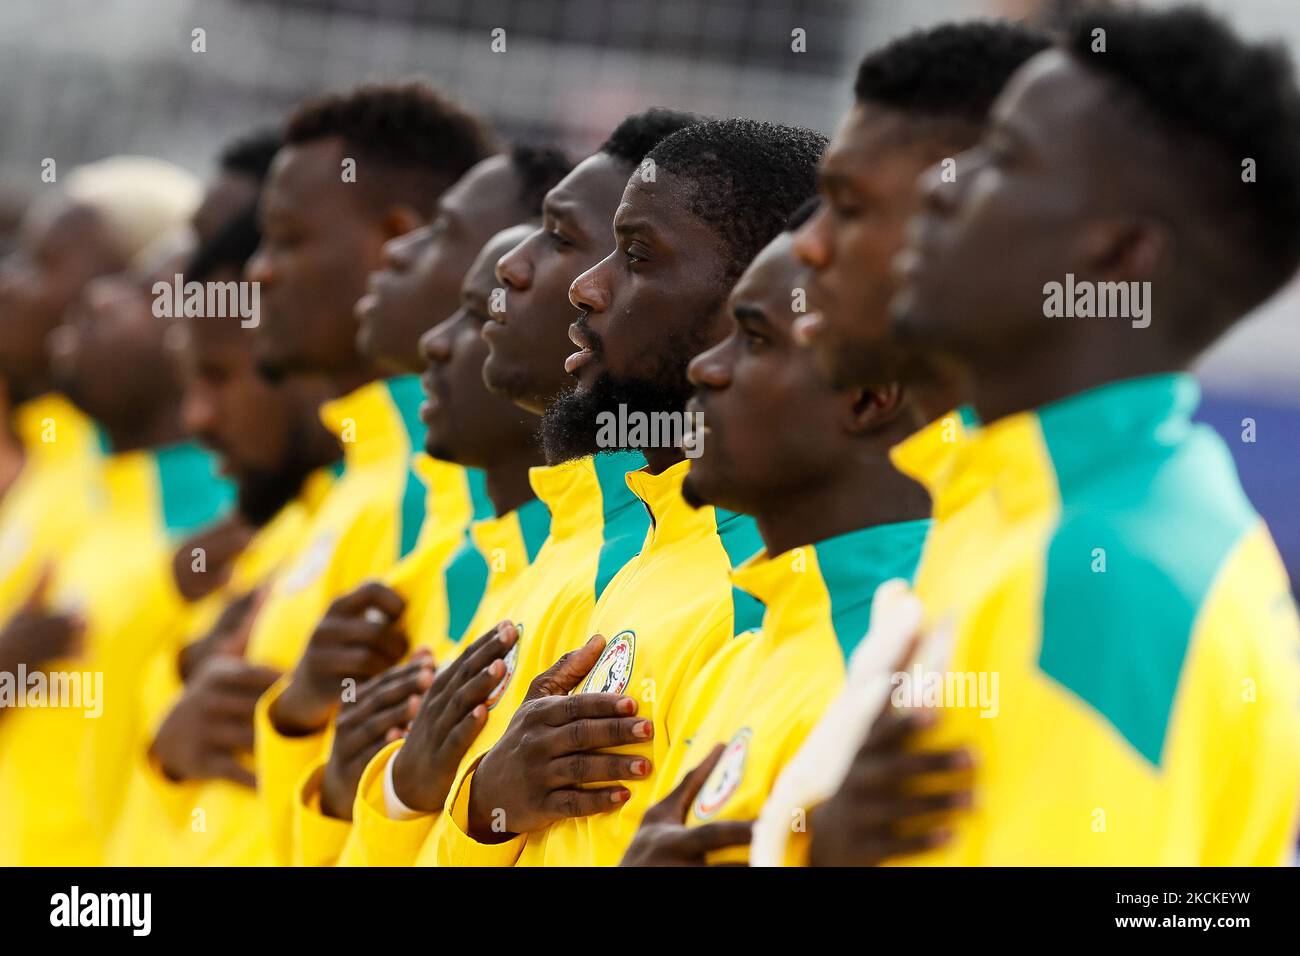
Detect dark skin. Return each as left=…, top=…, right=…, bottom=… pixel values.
left=356, top=154, right=527, bottom=375
left=151, top=259, right=352, bottom=786
left=247, top=137, right=424, bottom=395
left=682, top=232, right=930, bottom=556
left=0, top=202, right=126, bottom=403
left=177, top=265, right=340, bottom=493
left=172, top=263, right=340, bottom=602
left=192, top=169, right=260, bottom=246
left=565, top=170, right=734, bottom=475
left=3, top=254, right=191, bottom=683
left=791, top=102, right=969, bottom=421
left=622, top=235, right=941, bottom=866
left=466, top=165, right=752, bottom=841
left=417, top=224, right=542, bottom=511
left=51, top=253, right=190, bottom=453
left=0, top=570, right=84, bottom=692
left=894, top=49, right=1195, bottom=425
left=808, top=708, right=973, bottom=867
left=316, top=226, right=547, bottom=819
left=468, top=635, right=651, bottom=841
left=619, top=744, right=752, bottom=866
left=484, top=153, right=633, bottom=416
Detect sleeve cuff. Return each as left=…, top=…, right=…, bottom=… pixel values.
left=254, top=676, right=330, bottom=866
left=292, top=762, right=354, bottom=867
left=337, top=740, right=437, bottom=867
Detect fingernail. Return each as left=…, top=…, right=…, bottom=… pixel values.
left=500, top=622, right=517, bottom=644
left=633, top=720, right=653, bottom=739
left=617, top=697, right=636, bottom=715
left=631, top=759, right=649, bottom=776
left=588, top=634, right=604, bottom=647
left=953, top=749, right=974, bottom=769
left=611, top=789, right=630, bottom=804
left=473, top=704, right=487, bottom=719
left=489, top=659, right=505, bottom=678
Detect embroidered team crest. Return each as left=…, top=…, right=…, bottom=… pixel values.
left=692, top=727, right=752, bottom=820
left=578, top=630, right=636, bottom=695
left=278, top=531, right=337, bottom=594
left=485, top=623, right=521, bottom=710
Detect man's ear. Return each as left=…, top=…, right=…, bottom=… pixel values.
left=845, top=381, right=907, bottom=436
left=381, top=204, right=426, bottom=242
left=1079, top=215, right=1170, bottom=284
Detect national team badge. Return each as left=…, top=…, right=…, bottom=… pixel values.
left=485, top=623, right=521, bottom=710
left=692, top=727, right=752, bottom=820
left=578, top=629, right=636, bottom=696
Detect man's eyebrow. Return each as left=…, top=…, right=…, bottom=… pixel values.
left=732, top=301, right=772, bottom=327
left=612, top=215, right=658, bottom=240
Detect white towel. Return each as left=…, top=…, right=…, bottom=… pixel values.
left=750, top=578, right=952, bottom=866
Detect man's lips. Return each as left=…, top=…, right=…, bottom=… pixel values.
left=683, top=397, right=712, bottom=442
left=419, top=372, right=448, bottom=423
left=564, top=320, right=597, bottom=376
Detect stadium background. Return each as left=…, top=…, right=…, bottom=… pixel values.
left=1, top=0, right=1296, bottom=592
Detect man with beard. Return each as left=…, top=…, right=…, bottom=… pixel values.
left=444, top=118, right=824, bottom=867
left=822, top=6, right=1300, bottom=864
left=102, top=206, right=343, bottom=865
left=224, top=82, right=499, bottom=865
left=332, top=109, right=700, bottom=867
left=260, top=146, right=571, bottom=866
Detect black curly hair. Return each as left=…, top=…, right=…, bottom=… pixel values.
left=854, top=21, right=1050, bottom=144
left=218, top=128, right=281, bottom=182
left=644, top=118, right=826, bottom=285
left=1066, top=5, right=1300, bottom=317
left=599, top=107, right=706, bottom=168
left=284, top=81, right=497, bottom=215
left=508, top=143, right=573, bottom=219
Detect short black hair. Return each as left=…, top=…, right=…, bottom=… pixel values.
left=855, top=21, right=1050, bottom=137
left=509, top=143, right=573, bottom=219
left=1066, top=5, right=1300, bottom=313
left=646, top=118, right=826, bottom=283
left=188, top=203, right=261, bottom=284
left=218, top=128, right=281, bottom=182
left=284, top=81, right=497, bottom=215
left=599, top=107, right=706, bottom=167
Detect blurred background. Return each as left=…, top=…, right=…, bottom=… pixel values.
left=0, top=0, right=1297, bottom=586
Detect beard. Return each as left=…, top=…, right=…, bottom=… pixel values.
left=538, top=364, right=696, bottom=466
left=234, top=419, right=323, bottom=526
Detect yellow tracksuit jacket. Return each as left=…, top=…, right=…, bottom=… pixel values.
left=290, top=491, right=554, bottom=865
left=104, top=465, right=337, bottom=866
left=660, top=518, right=932, bottom=865
left=0, top=393, right=102, bottom=622
left=433, top=459, right=767, bottom=867
left=231, top=375, right=434, bottom=864
left=339, top=451, right=651, bottom=866
left=891, top=373, right=1300, bottom=865
left=0, top=437, right=232, bottom=864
